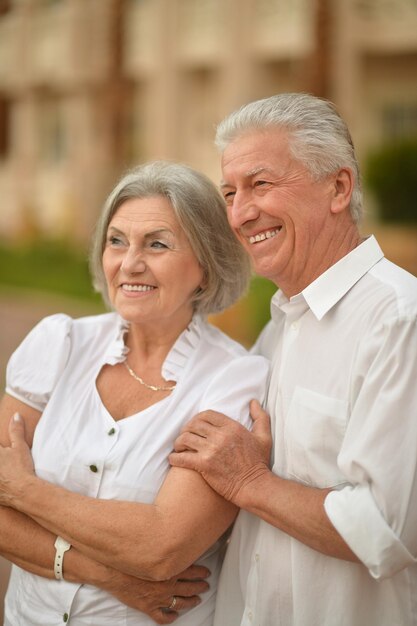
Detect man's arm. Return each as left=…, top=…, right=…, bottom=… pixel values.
left=170, top=400, right=358, bottom=562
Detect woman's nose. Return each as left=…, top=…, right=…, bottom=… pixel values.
left=120, top=248, right=146, bottom=274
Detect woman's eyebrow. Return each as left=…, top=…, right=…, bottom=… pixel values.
left=143, top=228, right=174, bottom=239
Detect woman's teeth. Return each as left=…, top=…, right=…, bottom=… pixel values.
left=122, top=284, right=155, bottom=292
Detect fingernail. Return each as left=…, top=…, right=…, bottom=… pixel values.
left=13, top=412, right=21, bottom=422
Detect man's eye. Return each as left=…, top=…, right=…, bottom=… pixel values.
left=223, top=191, right=236, bottom=201
left=254, top=180, right=268, bottom=187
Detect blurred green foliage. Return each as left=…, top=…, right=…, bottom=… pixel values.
left=365, top=137, right=417, bottom=224
left=245, top=274, right=277, bottom=334
left=0, top=238, right=102, bottom=303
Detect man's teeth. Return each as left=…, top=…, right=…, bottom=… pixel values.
left=249, top=228, right=281, bottom=244
left=122, top=284, right=155, bottom=292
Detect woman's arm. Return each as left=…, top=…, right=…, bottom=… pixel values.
left=0, top=395, right=208, bottom=622
left=0, top=505, right=208, bottom=624
left=0, top=412, right=237, bottom=580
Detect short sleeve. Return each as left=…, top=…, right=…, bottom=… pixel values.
left=5, top=314, right=72, bottom=411
left=198, top=355, right=269, bottom=429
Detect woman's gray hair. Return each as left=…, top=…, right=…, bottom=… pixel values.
left=90, top=160, right=251, bottom=315
left=215, top=93, right=363, bottom=223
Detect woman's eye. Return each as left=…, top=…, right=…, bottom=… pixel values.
left=150, top=240, right=168, bottom=250
left=108, top=236, right=123, bottom=246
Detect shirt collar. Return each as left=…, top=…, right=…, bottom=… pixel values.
left=104, top=312, right=203, bottom=383
left=271, top=235, right=384, bottom=322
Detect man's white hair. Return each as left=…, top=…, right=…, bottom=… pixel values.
left=215, top=93, right=362, bottom=223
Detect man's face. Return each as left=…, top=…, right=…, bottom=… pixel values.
left=220, top=128, right=338, bottom=296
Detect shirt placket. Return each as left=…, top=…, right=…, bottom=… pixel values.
left=62, top=418, right=120, bottom=623
left=245, top=297, right=308, bottom=626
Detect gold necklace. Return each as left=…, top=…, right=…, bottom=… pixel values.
left=124, top=361, right=176, bottom=392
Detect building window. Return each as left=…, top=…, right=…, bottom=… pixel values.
left=38, top=96, right=67, bottom=163
left=0, top=0, right=13, bottom=17
left=383, top=104, right=417, bottom=139
left=0, top=97, right=11, bottom=159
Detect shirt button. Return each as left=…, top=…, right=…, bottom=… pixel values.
left=89, top=464, right=98, bottom=473
left=63, top=613, right=69, bottom=622
left=255, top=553, right=260, bottom=562
left=107, top=428, right=116, bottom=436
left=248, top=610, right=253, bottom=621
left=291, top=321, right=298, bottom=330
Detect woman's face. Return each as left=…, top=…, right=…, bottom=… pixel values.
left=102, top=195, right=204, bottom=331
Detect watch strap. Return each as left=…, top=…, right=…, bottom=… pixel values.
left=54, top=536, right=71, bottom=580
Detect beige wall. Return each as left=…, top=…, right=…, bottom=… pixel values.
left=0, top=0, right=416, bottom=240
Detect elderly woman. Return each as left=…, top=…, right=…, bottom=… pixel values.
left=0, top=161, right=268, bottom=625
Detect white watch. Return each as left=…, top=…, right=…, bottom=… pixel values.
left=54, top=536, right=71, bottom=580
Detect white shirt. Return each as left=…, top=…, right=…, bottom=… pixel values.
left=214, top=236, right=417, bottom=626
left=4, top=313, right=268, bottom=626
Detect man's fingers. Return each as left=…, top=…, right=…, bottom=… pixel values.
left=181, top=410, right=229, bottom=432
left=173, top=432, right=206, bottom=453
left=169, top=450, right=201, bottom=472
left=8, top=413, right=26, bottom=448
left=250, top=400, right=271, bottom=436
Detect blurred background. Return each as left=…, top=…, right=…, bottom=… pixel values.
left=0, top=0, right=417, bottom=611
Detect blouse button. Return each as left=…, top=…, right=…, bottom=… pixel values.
left=63, top=613, right=69, bottom=622
left=89, top=464, right=98, bottom=473
left=107, top=428, right=116, bottom=436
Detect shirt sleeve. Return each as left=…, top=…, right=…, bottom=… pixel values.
left=5, top=313, right=72, bottom=412
left=324, top=316, right=417, bottom=579
left=198, top=354, right=270, bottom=430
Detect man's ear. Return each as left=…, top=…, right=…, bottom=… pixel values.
left=330, top=168, right=354, bottom=215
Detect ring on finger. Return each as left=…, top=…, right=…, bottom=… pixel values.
left=168, top=596, right=177, bottom=611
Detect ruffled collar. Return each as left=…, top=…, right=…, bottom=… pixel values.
left=105, top=313, right=203, bottom=382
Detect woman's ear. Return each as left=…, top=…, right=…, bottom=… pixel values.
left=331, top=168, right=354, bottom=215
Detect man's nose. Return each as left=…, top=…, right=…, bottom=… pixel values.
left=227, top=191, right=259, bottom=228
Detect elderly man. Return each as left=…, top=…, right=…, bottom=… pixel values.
left=170, top=93, right=417, bottom=626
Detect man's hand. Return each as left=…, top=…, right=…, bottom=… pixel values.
left=169, top=400, right=272, bottom=506
left=0, top=413, right=34, bottom=506
left=101, top=564, right=210, bottom=624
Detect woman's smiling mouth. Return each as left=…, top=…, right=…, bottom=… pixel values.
left=121, top=284, right=156, bottom=292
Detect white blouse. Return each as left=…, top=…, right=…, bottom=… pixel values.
left=4, top=312, right=269, bottom=626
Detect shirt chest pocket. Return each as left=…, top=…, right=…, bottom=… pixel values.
left=283, top=387, right=349, bottom=488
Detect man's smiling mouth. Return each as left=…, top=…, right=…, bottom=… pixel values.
left=248, top=227, right=282, bottom=244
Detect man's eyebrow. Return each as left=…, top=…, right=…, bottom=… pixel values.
left=246, top=166, right=274, bottom=177
left=220, top=166, right=274, bottom=188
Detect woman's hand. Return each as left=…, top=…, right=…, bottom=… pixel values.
left=101, top=564, right=210, bottom=624
left=0, top=413, right=35, bottom=506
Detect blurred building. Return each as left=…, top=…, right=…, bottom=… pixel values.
left=0, top=0, right=416, bottom=241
